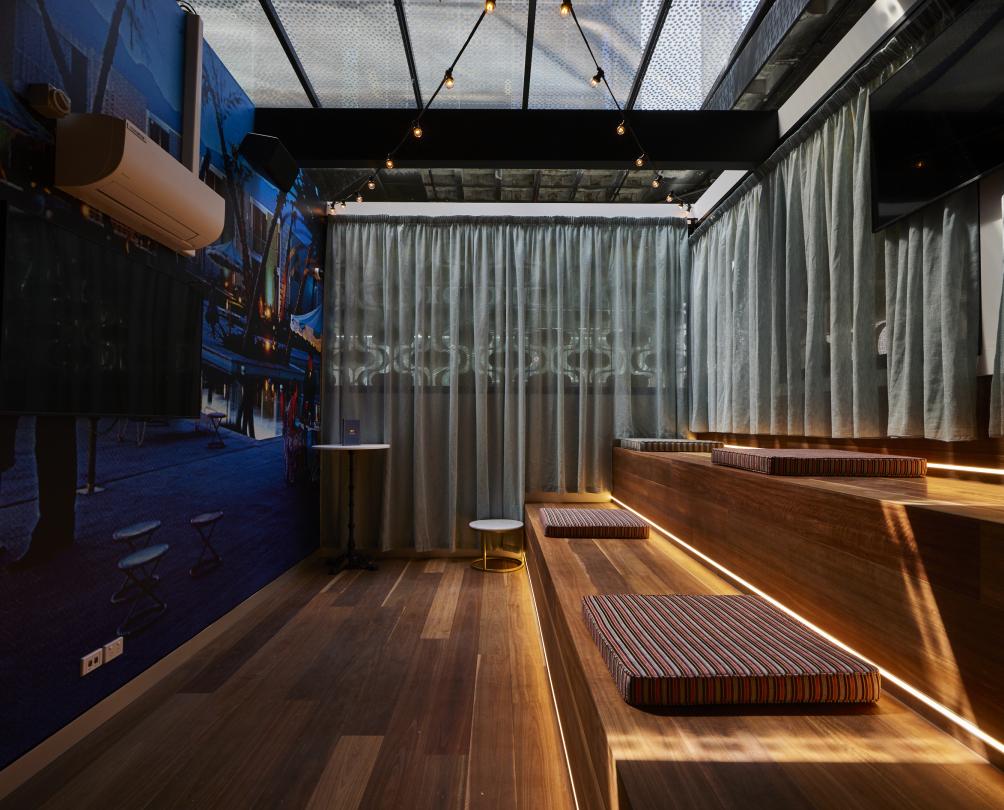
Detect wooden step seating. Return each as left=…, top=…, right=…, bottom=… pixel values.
left=524, top=502, right=1004, bottom=810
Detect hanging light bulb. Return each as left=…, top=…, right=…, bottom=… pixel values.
left=485, top=0, right=495, bottom=12
left=560, top=1, right=572, bottom=17
left=412, top=122, right=423, bottom=139
left=590, top=68, right=605, bottom=87
left=340, top=200, right=347, bottom=208
left=366, top=177, right=377, bottom=190
left=651, top=174, right=663, bottom=189
left=444, top=69, right=455, bottom=89
left=665, top=191, right=674, bottom=203
left=634, top=153, right=646, bottom=168
left=356, top=193, right=364, bottom=203
left=616, top=120, right=626, bottom=136
left=385, top=156, right=395, bottom=169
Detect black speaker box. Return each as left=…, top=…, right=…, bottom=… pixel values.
left=237, top=133, right=298, bottom=194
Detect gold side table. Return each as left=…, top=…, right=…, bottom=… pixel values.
left=470, top=519, right=525, bottom=573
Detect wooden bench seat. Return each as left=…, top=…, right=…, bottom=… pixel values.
left=524, top=503, right=1004, bottom=810
left=613, top=448, right=1004, bottom=762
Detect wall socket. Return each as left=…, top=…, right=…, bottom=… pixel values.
left=103, top=636, right=124, bottom=663
left=80, top=648, right=104, bottom=677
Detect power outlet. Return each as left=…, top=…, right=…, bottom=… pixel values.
left=103, top=636, right=124, bottom=663
left=80, top=648, right=104, bottom=677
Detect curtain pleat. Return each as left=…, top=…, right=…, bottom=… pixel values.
left=688, top=83, right=980, bottom=441
left=325, top=217, right=689, bottom=552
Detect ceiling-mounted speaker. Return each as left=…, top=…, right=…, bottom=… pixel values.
left=238, top=133, right=298, bottom=194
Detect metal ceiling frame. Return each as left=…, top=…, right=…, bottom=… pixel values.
left=257, top=0, right=320, bottom=108
left=625, top=0, right=674, bottom=112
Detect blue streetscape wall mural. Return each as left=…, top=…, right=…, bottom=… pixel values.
left=0, top=0, right=324, bottom=768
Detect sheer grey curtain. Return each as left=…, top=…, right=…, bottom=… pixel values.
left=690, top=83, right=981, bottom=440
left=324, top=216, right=689, bottom=552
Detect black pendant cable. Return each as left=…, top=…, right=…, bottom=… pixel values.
left=332, top=2, right=494, bottom=208
left=331, top=1, right=693, bottom=218
left=560, top=0, right=692, bottom=217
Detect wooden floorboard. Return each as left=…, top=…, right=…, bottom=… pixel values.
left=524, top=502, right=1004, bottom=810
left=2, top=559, right=574, bottom=810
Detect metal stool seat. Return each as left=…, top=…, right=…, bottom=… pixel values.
left=116, top=543, right=169, bottom=637
left=111, top=519, right=162, bottom=604
left=189, top=511, right=224, bottom=577
left=470, top=519, right=525, bottom=573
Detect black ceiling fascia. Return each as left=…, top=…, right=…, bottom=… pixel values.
left=393, top=0, right=424, bottom=110
left=625, top=0, right=674, bottom=112
left=257, top=0, right=321, bottom=108
left=254, top=108, right=780, bottom=170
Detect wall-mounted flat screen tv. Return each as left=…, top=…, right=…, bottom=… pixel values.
left=870, top=0, right=1004, bottom=231
left=0, top=203, right=202, bottom=417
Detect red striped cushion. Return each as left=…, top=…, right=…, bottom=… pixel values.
left=711, top=447, right=926, bottom=477
left=621, top=438, right=723, bottom=452
left=540, top=508, right=649, bottom=539
left=582, top=594, right=881, bottom=706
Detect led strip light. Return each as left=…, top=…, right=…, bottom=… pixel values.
left=927, top=462, right=1004, bottom=476
left=525, top=561, right=582, bottom=810
left=610, top=496, right=1004, bottom=759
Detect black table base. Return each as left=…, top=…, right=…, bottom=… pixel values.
left=327, top=447, right=379, bottom=573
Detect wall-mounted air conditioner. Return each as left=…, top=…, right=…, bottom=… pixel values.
left=55, top=113, right=224, bottom=253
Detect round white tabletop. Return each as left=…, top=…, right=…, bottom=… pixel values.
left=314, top=444, right=390, bottom=451
left=469, top=519, right=523, bottom=533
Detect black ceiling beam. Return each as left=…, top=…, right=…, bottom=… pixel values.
left=393, top=0, right=424, bottom=110
left=258, top=0, right=320, bottom=108
left=625, top=0, right=674, bottom=112
left=254, top=108, right=779, bottom=170
left=521, top=0, right=537, bottom=110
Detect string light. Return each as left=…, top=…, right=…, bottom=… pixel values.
left=590, top=68, right=604, bottom=87
left=485, top=0, right=495, bottom=12
left=340, top=200, right=347, bottom=208
left=355, top=193, right=364, bottom=203
left=412, top=122, right=423, bottom=139
left=635, top=153, right=646, bottom=168
left=444, top=69, right=455, bottom=89
left=616, top=121, right=626, bottom=136
left=560, top=1, right=572, bottom=17
left=366, top=177, right=377, bottom=190
left=385, top=156, right=394, bottom=169
left=651, top=174, right=663, bottom=189
left=665, top=192, right=674, bottom=203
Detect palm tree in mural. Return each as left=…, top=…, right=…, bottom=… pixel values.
left=34, top=0, right=151, bottom=114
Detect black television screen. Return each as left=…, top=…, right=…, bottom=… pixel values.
left=0, top=204, right=202, bottom=417
left=870, top=0, right=1004, bottom=231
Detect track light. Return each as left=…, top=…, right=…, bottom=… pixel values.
left=651, top=174, right=663, bottom=189
left=560, top=1, right=572, bottom=16
left=412, top=123, right=423, bottom=139
left=366, top=177, right=376, bottom=190
left=485, top=0, right=495, bottom=12
left=356, top=193, right=364, bottom=203
left=616, top=120, right=626, bottom=136
left=385, top=156, right=395, bottom=169
left=634, top=153, right=646, bottom=168
left=444, top=69, right=455, bottom=89
left=590, top=68, right=605, bottom=87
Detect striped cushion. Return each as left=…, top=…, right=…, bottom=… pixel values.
left=582, top=594, right=881, bottom=706
left=621, top=438, right=723, bottom=452
left=711, top=447, right=926, bottom=477
left=540, top=508, right=649, bottom=539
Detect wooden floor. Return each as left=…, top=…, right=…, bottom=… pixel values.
left=524, top=503, right=1004, bottom=810
left=2, top=558, right=575, bottom=810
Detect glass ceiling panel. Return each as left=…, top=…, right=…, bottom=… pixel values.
left=528, top=1, right=662, bottom=110
left=272, top=0, right=416, bottom=108
left=403, top=0, right=528, bottom=109
left=197, top=0, right=311, bottom=107
left=636, top=0, right=759, bottom=110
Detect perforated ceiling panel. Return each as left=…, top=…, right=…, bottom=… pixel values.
left=636, top=0, right=759, bottom=110
left=196, top=0, right=311, bottom=107
left=527, top=1, right=662, bottom=110
left=271, top=0, right=416, bottom=108
left=403, top=0, right=528, bottom=109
